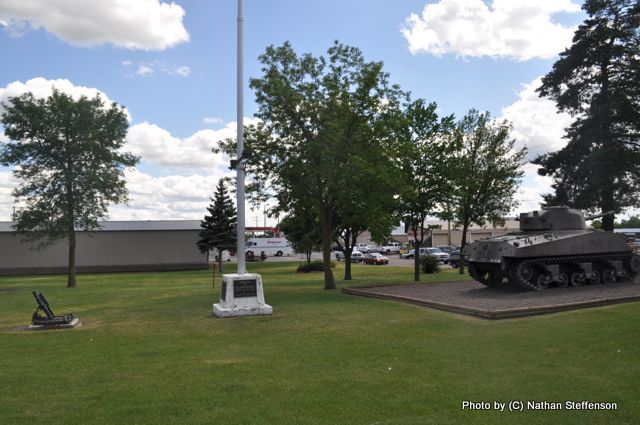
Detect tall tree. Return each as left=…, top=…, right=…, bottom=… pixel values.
left=0, top=90, right=138, bottom=288
left=450, top=110, right=526, bottom=275
left=197, top=179, right=237, bottom=273
left=278, top=202, right=322, bottom=266
left=393, top=99, right=455, bottom=281
left=332, top=132, right=398, bottom=281
left=217, top=41, right=403, bottom=290
left=534, top=0, right=640, bottom=231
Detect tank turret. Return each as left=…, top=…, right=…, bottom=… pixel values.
left=519, top=206, right=613, bottom=232
left=464, top=206, right=640, bottom=291
left=519, top=206, right=586, bottom=231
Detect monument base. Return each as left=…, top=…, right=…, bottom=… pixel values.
left=213, top=273, right=272, bottom=318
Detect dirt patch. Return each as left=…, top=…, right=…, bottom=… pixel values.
left=343, top=279, right=640, bottom=319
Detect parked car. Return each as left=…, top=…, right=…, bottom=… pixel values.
left=449, top=249, right=468, bottom=268
left=436, top=245, right=456, bottom=254
left=334, top=249, right=363, bottom=262
left=363, top=252, right=389, bottom=265
left=401, top=247, right=449, bottom=263
left=380, top=242, right=402, bottom=255
left=354, top=243, right=379, bottom=253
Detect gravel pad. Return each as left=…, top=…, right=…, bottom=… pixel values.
left=343, top=279, right=640, bottom=319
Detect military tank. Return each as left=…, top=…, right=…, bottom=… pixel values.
left=463, top=206, right=640, bottom=291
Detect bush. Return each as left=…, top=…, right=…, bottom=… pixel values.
left=420, top=255, right=440, bottom=274
left=296, top=260, right=336, bottom=273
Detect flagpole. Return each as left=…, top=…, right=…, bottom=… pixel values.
left=236, top=0, right=246, bottom=274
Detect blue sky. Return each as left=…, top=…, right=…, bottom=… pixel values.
left=0, top=0, right=588, bottom=223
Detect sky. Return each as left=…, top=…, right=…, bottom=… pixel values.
left=0, top=0, right=590, bottom=225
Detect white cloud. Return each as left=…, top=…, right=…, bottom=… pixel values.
left=0, top=171, right=18, bottom=220
left=174, top=66, right=190, bottom=77
left=107, top=169, right=279, bottom=223
left=0, top=77, right=131, bottom=121
left=107, top=169, right=224, bottom=220
left=514, top=163, right=554, bottom=213
left=500, top=77, right=573, bottom=160
left=203, top=116, right=222, bottom=125
left=402, top=0, right=581, bottom=61
left=136, top=63, right=154, bottom=77
left=124, top=122, right=240, bottom=171
left=134, top=61, right=190, bottom=77
left=0, top=0, right=189, bottom=50
left=498, top=77, right=574, bottom=213
left=121, top=60, right=133, bottom=66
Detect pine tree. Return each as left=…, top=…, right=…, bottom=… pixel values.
left=534, top=0, right=640, bottom=231
left=197, top=179, right=237, bottom=272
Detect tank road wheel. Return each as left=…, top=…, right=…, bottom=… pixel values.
left=509, top=261, right=534, bottom=288
left=602, top=269, right=617, bottom=284
left=557, top=273, right=569, bottom=288
left=570, top=272, right=586, bottom=286
left=625, top=255, right=640, bottom=279
left=589, top=270, right=602, bottom=285
left=533, top=272, right=551, bottom=290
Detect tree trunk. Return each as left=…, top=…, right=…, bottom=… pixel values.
left=345, top=255, right=352, bottom=280
left=319, top=210, right=336, bottom=290
left=67, top=231, right=77, bottom=288
left=412, top=219, right=424, bottom=282
left=413, top=245, right=420, bottom=282
left=217, top=248, right=224, bottom=273
left=601, top=189, right=615, bottom=231
left=459, top=225, right=468, bottom=275
left=306, top=251, right=312, bottom=266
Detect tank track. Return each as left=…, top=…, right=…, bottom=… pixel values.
left=468, top=264, right=503, bottom=287
left=470, top=252, right=640, bottom=291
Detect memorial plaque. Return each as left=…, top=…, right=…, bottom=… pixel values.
left=234, top=279, right=257, bottom=298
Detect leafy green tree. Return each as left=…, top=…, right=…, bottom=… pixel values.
left=617, top=215, right=640, bottom=228
left=218, top=41, right=403, bottom=289
left=197, top=179, right=237, bottom=272
left=332, top=134, right=398, bottom=281
left=450, top=110, right=526, bottom=275
left=278, top=202, right=322, bottom=266
left=0, top=90, right=138, bottom=288
left=534, top=0, right=640, bottom=231
left=393, top=99, right=455, bottom=281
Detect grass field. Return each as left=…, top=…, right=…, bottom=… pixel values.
left=1, top=262, right=639, bottom=425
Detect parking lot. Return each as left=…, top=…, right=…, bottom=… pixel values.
left=254, top=252, right=456, bottom=268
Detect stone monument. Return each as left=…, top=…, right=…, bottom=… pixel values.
left=213, top=273, right=272, bottom=317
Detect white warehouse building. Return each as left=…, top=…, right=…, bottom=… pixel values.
left=0, top=221, right=207, bottom=276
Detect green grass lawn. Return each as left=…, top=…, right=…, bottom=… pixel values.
left=1, top=262, right=639, bottom=425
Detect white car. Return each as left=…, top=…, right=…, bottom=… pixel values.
left=380, top=242, right=402, bottom=255
left=401, top=247, right=450, bottom=263
left=334, top=249, right=363, bottom=262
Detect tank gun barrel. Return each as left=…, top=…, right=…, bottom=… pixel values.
left=585, top=211, right=614, bottom=221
